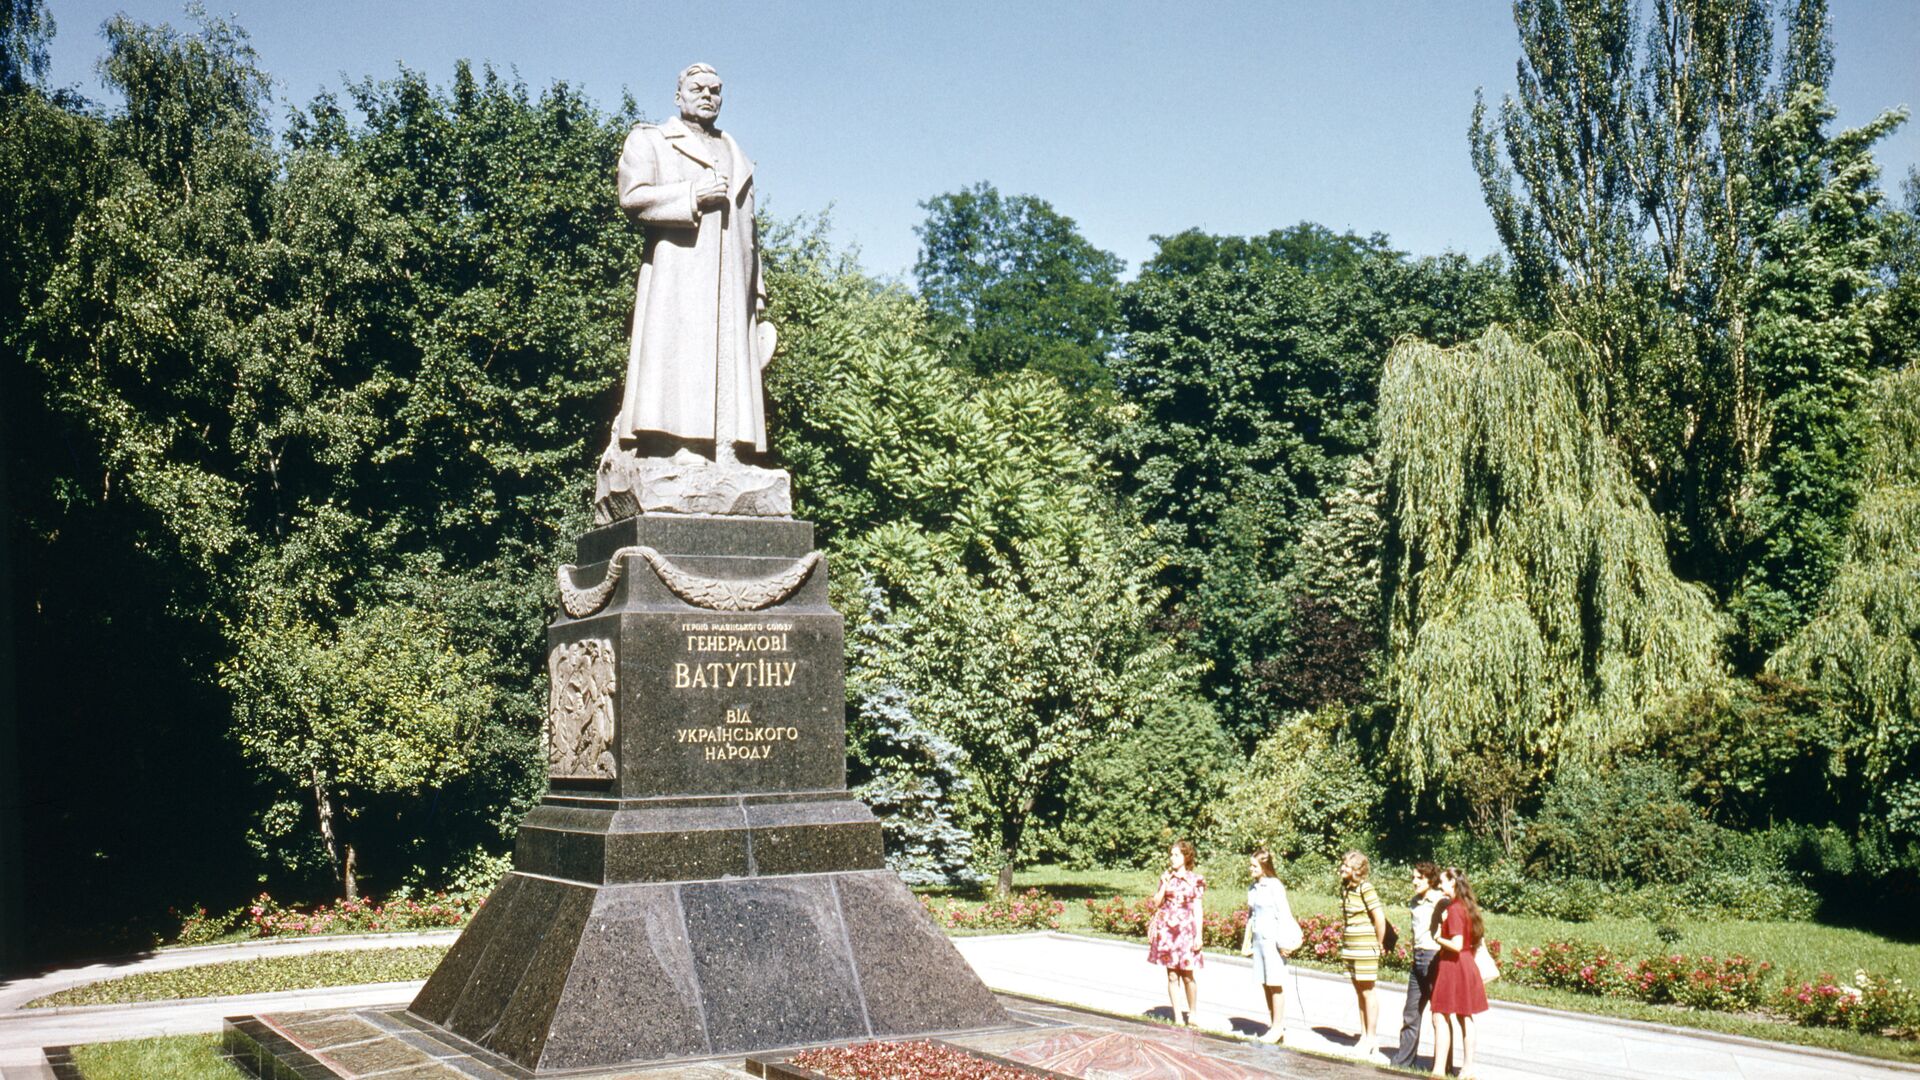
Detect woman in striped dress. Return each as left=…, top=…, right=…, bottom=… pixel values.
left=1337, top=850, right=1389, bottom=1060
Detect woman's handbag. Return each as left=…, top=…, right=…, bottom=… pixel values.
left=1381, top=919, right=1400, bottom=953
left=1270, top=884, right=1305, bottom=954
left=1474, top=942, right=1501, bottom=983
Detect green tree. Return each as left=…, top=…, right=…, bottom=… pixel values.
left=223, top=601, right=492, bottom=899
left=1054, top=696, right=1237, bottom=871
left=1378, top=328, right=1724, bottom=794
left=1472, top=0, right=1907, bottom=659
left=1206, top=706, right=1385, bottom=865
left=1772, top=365, right=1920, bottom=840
left=1139, top=222, right=1397, bottom=278
left=914, top=181, right=1124, bottom=394
left=1731, top=86, right=1906, bottom=658
left=1111, top=240, right=1511, bottom=741
left=0, top=0, right=51, bottom=95
left=1878, top=167, right=1920, bottom=365
left=765, top=237, right=1190, bottom=894
left=865, top=525, right=1184, bottom=896
left=18, top=10, right=641, bottom=909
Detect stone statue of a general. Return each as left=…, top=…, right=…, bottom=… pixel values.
left=596, top=63, right=791, bottom=522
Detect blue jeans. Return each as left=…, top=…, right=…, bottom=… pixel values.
left=1389, top=949, right=1439, bottom=1067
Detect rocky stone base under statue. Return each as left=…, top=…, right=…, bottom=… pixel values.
left=596, top=445, right=792, bottom=522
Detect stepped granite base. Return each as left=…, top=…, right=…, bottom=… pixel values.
left=340, top=512, right=1007, bottom=1074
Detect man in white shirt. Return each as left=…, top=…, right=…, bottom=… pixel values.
left=1388, top=860, right=1445, bottom=1068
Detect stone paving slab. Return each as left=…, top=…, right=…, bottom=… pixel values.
left=226, top=997, right=1383, bottom=1079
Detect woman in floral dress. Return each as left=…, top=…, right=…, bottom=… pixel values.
left=1147, top=839, right=1206, bottom=1026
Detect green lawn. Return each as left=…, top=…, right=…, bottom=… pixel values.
left=27, top=946, right=448, bottom=1008
left=69, top=1035, right=246, bottom=1080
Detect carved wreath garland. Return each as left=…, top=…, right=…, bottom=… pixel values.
left=557, top=545, right=820, bottom=617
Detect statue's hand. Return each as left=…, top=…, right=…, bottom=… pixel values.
left=695, top=175, right=730, bottom=209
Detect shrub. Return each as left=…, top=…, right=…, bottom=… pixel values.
left=169, top=905, right=244, bottom=947
left=1625, top=954, right=1772, bottom=1011
left=1525, top=760, right=1721, bottom=885
left=919, top=889, right=1064, bottom=932
left=1776, top=971, right=1918, bottom=1037
left=1473, top=862, right=1604, bottom=921
left=1083, top=895, right=1154, bottom=937
left=1506, top=940, right=1628, bottom=995
left=1201, top=907, right=1249, bottom=950
left=245, top=891, right=476, bottom=937
left=1615, top=871, right=1819, bottom=923
left=1207, top=706, right=1384, bottom=864
left=1294, top=913, right=1346, bottom=964
left=1055, top=697, right=1237, bottom=870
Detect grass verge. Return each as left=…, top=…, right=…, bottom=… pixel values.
left=69, top=1035, right=246, bottom=1079
left=27, top=946, right=448, bottom=1008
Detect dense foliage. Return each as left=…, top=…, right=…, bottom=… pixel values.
left=4, top=0, right=1918, bottom=955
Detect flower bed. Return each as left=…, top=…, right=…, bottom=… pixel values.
left=1084, top=895, right=1154, bottom=937
left=1506, top=939, right=1629, bottom=995
left=168, top=892, right=482, bottom=945
left=1628, top=953, right=1771, bottom=1011
left=770, top=1039, right=1051, bottom=1079
left=244, top=892, right=477, bottom=937
left=1777, top=971, right=1918, bottom=1038
left=920, top=889, right=1065, bottom=932
left=1201, top=906, right=1248, bottom=950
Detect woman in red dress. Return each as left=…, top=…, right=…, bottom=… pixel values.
left=1428, top=867, right=1489, bottom=1078
left=1147, top=839, right=1205, bottom=1026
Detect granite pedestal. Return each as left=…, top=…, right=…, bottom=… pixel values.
left=399, top=515, right=1006, bottom=1074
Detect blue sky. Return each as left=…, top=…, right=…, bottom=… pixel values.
left=40, top=1, right=1920, bottom=282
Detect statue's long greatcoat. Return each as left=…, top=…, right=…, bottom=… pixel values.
left=614, top=116, right=768, bottom=451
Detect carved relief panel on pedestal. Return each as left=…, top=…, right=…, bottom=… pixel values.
left=547, top=638, right=617, bottom=779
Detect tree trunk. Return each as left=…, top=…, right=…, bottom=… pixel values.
left=994, top=792, right=1037, bottom=898
left=310, top=768, right=347, bottom=899
left=344, top=843, right=359, bottom=903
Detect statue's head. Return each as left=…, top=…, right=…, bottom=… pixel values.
left=676, top=63, right=722, bottom=126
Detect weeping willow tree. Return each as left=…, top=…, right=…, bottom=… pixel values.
left=1772, top=366, right=1920, bottom=807
left=1379, top=328, right=1724, bottom=795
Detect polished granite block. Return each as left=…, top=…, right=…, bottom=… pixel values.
left=510, top=795, right=885, bottom=885
left=396, top=515, right=1006, bottom=1074
left=406, top=872, right=520, bottom=1021
left=680, top=876, right=870, bottom=1054
left=537, top=885, right=711, bottom=1068
left=482, top=880, right=598, bottom=1067
left=403, top=868, right=1008, bottom=1073
left=441, top=875, right=576, bottom=1040
left=576, top=514, right=814, bottom=564
left=832, top=870, right=1005, bottom=1036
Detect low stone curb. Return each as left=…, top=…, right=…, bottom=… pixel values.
left=0, top=983, right=425, bottom=1021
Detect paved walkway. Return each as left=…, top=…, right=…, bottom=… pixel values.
left=0, top=932, right=456, bottom=1078
left=951, top=933, right=1920, bottom=1080
left=1, top=928, right=1914, bottom=1079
